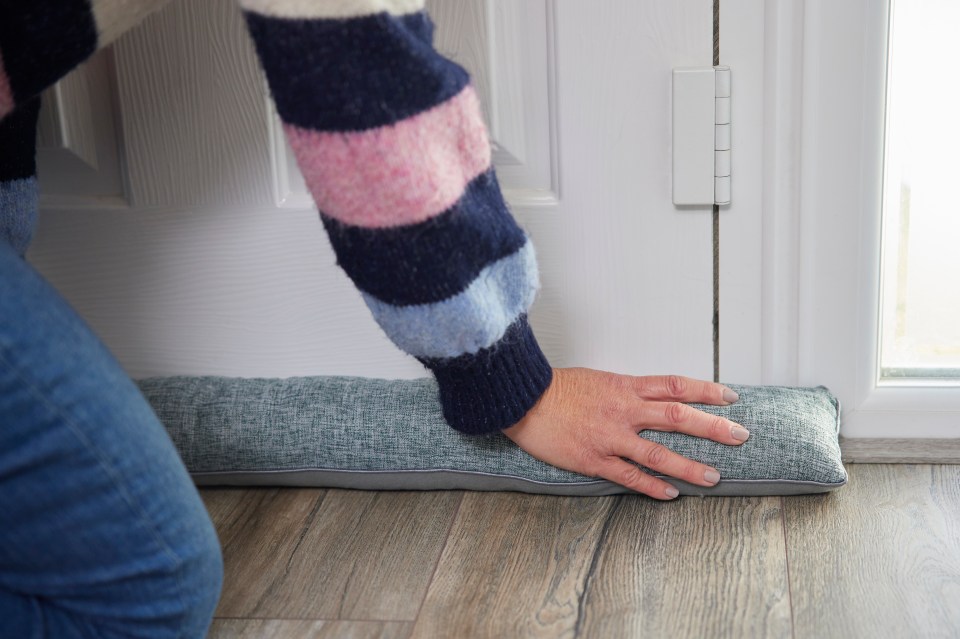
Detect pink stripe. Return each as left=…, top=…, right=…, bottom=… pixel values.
left=0, top=51, right=14, bottom=120
left=284, top=86, right=491, bottom=228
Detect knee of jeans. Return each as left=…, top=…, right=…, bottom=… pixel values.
left=0, top=177, right=39, bottom=257
left=184, top=520, right=224, bottom=615
left=171, top=515, right=224, bottom=635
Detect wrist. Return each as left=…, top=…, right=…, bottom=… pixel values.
left=421, top=316, right=552, bottom=435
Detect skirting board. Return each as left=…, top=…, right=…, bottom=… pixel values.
left=840, top=438, right=960, bottom=464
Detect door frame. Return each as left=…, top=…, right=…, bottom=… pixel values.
left=721, top=0, right=960, bottom=438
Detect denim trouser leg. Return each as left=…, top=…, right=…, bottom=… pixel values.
left=0, top=239, right=223, bottom=638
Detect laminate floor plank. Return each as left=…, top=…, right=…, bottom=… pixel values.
left=207, top=619, right=411, bottom=639
left=202, top=488, right=327, bottom=618
left=575, top=495, right=791, bottom=639
left=410, top=492, right=617, bottom=638
left=202, top=488, right=461, bottom=621
left=784, top=464, right=960, bottom=638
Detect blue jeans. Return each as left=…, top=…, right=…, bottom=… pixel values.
left=0, top=236, right=223, bottom=635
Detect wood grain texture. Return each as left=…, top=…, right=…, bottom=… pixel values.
left=840, top=438, right=960, bottom=463
left=208, top=619, right=411, bottom=639
left=425, top=0, right=492, bottom=130
left=113, top=0, right=273, bottom=207
left=410, top=493, right=616, bottom=638
left=785, top=464, right=960, bottom=638
left=203, top=488, right=328, bottom=617
left=576, top=496, right=791, bottom=638
left=204, top=488, right=461, bottom=621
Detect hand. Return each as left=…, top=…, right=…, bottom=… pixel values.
left=502, top=368, right=750, bottom=500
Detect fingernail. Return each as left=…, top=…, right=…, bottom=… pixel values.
left=723, top=388, right=739, bottom=403
left=731, top=426, right=750, bottom=442
left=665, top=486, right=680, bottom=499
left=704, top=469, right=721, bottom=485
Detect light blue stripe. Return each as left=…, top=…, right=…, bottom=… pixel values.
left=361, top=240, right=539, bottom=359
left=0, top=177, right=39, bottom=256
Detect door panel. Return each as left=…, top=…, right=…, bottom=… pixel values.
left=28, top=0, right=714, bottom=381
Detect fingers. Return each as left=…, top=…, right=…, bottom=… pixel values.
left=596, top=432, right=726, bottom=499
left=596, top=458, right=681, bottom=500
left=632, top=401, right=750, bottom=445
left=624, top=436, right=722, bottom=488
left=632, top=374, right=739, bottom=406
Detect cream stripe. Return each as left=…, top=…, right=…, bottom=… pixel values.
left=239, top=0, right=425, bottom=20
left=90, top=0, right=174, bottom=47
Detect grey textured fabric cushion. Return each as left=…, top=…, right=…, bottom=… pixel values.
left=137, top=377, right=847, bottom=496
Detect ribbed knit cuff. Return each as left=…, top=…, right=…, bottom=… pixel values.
left=419, top=315, right=553, bottom=435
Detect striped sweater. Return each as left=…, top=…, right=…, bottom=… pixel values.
left=0, top=0, right=553, bottom=435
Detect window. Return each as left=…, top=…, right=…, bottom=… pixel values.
left=879, top=0, right=960, bottom=384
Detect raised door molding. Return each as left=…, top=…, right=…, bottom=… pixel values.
left=270, top=0, right=561, bottom=210
left=37, top=51, right=128, bottom=208
left=38, top=70, right=99, bottom=170
left=430, top=0, right=561, bottom=208
left=112, top=0, right=274, bottom=209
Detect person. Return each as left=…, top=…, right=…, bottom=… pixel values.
left=0, top=0, right=750, bottom=636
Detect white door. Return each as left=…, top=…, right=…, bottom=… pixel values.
left=29, top=0, right=718, bottom=384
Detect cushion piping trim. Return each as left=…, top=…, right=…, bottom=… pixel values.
left=189, top=467, right=848, bottom=488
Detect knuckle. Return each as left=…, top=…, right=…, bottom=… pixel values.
left=707, top=416, right=727, bottom=439
left=683, top=460, right=702, bottom=482
left=579, top=452, right=605, bottom=479
left=618, top=465, right=649, bottom=491
left=633, top=376, right=655, bottom=396
left=665, top=375, right=687, bottom=399
left=645, top=443, right=670, bottom=469
left=618, top=465, right=639, bottom=486
left=665, top=402, right=688, bottom=426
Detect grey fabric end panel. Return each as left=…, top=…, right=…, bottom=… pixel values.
left=190, top=469, right=846, bottom=497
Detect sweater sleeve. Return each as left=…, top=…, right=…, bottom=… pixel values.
left=238, top=0, right=553, bottom=434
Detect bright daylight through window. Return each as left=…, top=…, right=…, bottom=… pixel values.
left=879, top=0, right=960, bottom=383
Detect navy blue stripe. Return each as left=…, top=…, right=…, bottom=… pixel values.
left=0, top=98, right=40, bottom=182
left=361, top=241, right=538, bottom=359
left=321, top=170, right=527, bottom=307
left=244, top=10, right=469, bottom=132
left=0, top=0, right=98, bottom=104
left=419, top=315, right=553, bottom=435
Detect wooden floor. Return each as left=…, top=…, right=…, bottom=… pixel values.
left=201, top=464, right=960, bottom=639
